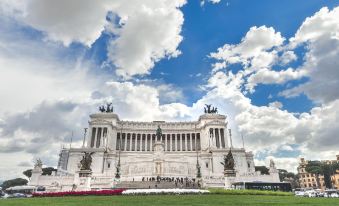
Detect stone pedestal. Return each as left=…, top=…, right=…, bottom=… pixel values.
left=74, top=170, right=92, bottom=191
left=224, top=169, right=236, bottom=189
left=153, top=141, right=165, bottom=176
left=79, top=170, right=92, bottom=177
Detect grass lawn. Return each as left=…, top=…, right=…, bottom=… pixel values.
left=1, top=195, right=339, bottom=206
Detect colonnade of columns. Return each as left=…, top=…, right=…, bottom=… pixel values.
left=116, top=133, right=201, bottom=152
left=90, top=127, right=108, bottom=148
left=209, top=128, right=226, bottom=148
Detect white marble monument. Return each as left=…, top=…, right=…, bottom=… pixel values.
left=28, top=104, right=280, bottom=191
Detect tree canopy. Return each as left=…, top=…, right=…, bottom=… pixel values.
left=0, top=178, right=28, bottom=190
left=305, top=161, right=339, bottom=189
left=255, top=166, right=269, bottom=175
left=23, top=167, right=57, bottom=179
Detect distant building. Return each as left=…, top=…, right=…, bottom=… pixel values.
left=297, top=155, right=339, bottom=190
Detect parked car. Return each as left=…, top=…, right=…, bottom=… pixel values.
left=304, top=190, right=317, bottom=197
left=324, top=189, right=338, bottom=198
left=294, top=188, right=306, bottom=196
left=11, top=193, right=27, bottom=198
left=0, top=193, right=10, bottom=199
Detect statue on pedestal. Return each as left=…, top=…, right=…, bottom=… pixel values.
left=98, top=103, right=114, bottom=113
left=80, top=152, right=94, bottom=171
left=222, top=149, right=236, bottom=189
left=34, top=158, right=43, bottom=169
left=204, top=104, right=218, bottom=114
left=156, top=125, right=162, bottom=141
left=221, top=149, right=235, bottom=171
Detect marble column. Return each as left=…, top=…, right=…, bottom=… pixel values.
left=93, top=127, right=98, bottom=148
left=124, top=133, right=127, bottom=151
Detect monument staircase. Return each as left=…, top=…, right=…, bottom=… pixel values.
left=115, top=181, right=200, bottom=189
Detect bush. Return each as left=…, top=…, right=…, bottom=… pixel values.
left=208, top=188, right=293, bottom=196
left=122, top=189, right=210, bottom=195
left=32, top=189, right=124, bottom=197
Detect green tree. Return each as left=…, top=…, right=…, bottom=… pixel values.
left=304, top=161, right=338, bottom=189
left=278, top=169, right=299, bottom=188
left=0, top=178, right=28, bottom=190
left=255, top=166, right=269, bottom=175
left=41, top=167, right=57, bottom=175
left=23, top=169, right=32, bottom=179
left=305, top=161, right=324, bottom=188
left=23, top=167, right=57, bottom=179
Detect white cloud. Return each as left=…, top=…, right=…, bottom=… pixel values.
left=255, top=156, right=299, bottom=173
left=1, top=0, right=186, bottom=78
left=200, top=0, right=222, bottom=6
left=207, top=7, right=339, bottom=167
left=108, top=0, right=185, bottom=78
left=279, top=50, right=297, bottom=65
left=282, top=7, right=339, bottom=103
left=246, top=68, right=307, bottom=92
left=210, top=26, right=284, bottom=72
left=268, top=101, right=283, bottom=109
left=1, top=3, right=339, bottom=181
left=2, top=0, right=114, bottom=47
left=290, top=7, right=339, bottom=46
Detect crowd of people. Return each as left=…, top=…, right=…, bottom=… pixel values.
left=138, top=176, right=201, bottom=188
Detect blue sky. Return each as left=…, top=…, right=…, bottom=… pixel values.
left=0, top=0, right=339, bottom=179
left=83, top=0, right=338, bottom=111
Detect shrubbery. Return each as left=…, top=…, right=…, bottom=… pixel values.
left=122, top=189, right=210, bottom=195
left=32, top=189, right=124, bottom=197
left=208, top=188, right=293, bottom=196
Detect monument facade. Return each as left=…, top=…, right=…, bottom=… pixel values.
left=29, top=104, right=280, bottom=191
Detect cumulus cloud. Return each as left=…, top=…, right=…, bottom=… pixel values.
left=279, top=50, right=297, bottom=65
left=282, top=7, right=339, bottom=103
left=17, top=161, right=32, bottom=167
left=2, top=0, right=113, bottom=46
left=1, top=0, right=186, bottom=78
left=1, top=3, right=339, bottom=180
left=246, top=68, right=307, bottom=92
left=107, top=0, right=185, bottom=78
left=268, top=101, right=283, bottom=109
left=200, top=0, right=222, bottom=6
left=207, top=7, right=339, bottom=165
left=256, top=156, right=299, bottom=173
left=210, top=26, right=284, bottom=72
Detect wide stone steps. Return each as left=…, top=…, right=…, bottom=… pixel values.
left=115, top=181, right=200, bottom=189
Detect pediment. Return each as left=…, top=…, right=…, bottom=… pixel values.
left=205, top=120, right=226, bottom=126
left=90, top=119, right=112, bottom=125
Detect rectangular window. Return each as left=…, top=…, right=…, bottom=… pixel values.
left=91, top=127, right=96, bottom=148
left=96, top=127, right=102, bottom=148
